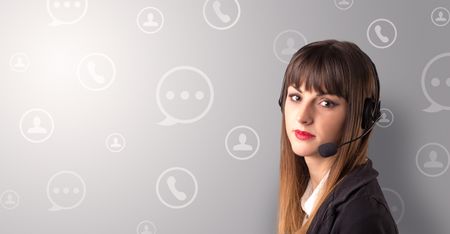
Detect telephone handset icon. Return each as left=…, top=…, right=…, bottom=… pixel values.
left=374, top=24, right=389, bottom=43
left=166, top=176, right=187, bottom=201
left=212, top=0, right=231, bottom=23
left=87, top=61, right=105, bottom=84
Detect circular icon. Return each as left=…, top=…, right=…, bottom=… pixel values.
left=105, top=133, right=126, bottom=152
left=382, top=187, right=405, bottom=224
left=431, top=7, right=450, bottom=27
left=367, top=18, right=397, bottom=49
left=156, top=66, right=214, bottom=126
left=47, top=170, right=86, bottom=211
left=47, top=0, right=88, bottom=26
left=273, top=30, right=307, bottom=64
left=334, top=0, right=354, bottom=11
left=77, top=53, right=116, bottom=91
left=136, top=7, right=164, bottom=34
left=225, top=125, right=260, bottom=160
left=136, top=220, right=157, bottom=234
left=376, top=108, right=394, bottom=128
left=0, top=190, right=20, bottom=210
left=9, top=53, right=30, bottom=72
left=156, top=167, right=198, bottom=209
left=203, top=0, right=241, bottom=30
left=416, top=142, right=449, bottom=177
left=19, top=108, right=55, bottom=143
left=421, top=52, right=450, bottom=112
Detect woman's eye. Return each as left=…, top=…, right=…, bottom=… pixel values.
left=288, top=94, right=300, bottom=102
left=320, top=100, right=336, bottom=108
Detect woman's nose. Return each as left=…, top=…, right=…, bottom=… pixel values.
left=296, top=102, right=314, bottom=125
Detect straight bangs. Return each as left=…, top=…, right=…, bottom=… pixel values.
left=285, top=46, right=351, bottom=102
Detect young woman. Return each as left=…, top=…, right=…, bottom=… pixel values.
left=277, top=39, right=399, bottom=234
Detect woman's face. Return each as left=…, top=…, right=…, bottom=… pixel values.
left=284, top=83, right=348, bottom=157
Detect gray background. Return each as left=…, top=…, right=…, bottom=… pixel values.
left=0, top=0, right=449, bottom=233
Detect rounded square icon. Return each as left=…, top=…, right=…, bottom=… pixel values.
left=19, top=108, right=55, bottom=143
left=203, top=0, right=241, bottom=30
left=273, top=30, right=307, bottom=64
left=382, top=188, right=405, bottom=224
left=225, top=125, right=260, bottom=160
left=416, top=142, right=449, bottom=177
left=431, top=7, right=450, bottom=27
left=9, top=53, right=30, bottom=72
left=136, top=220, right=157, bottom=234
left=47, top=171, right=86, bottom=211
left=156, top=167, right=198, bottom=209
left=136, top=7, right=164, bottom=34
left=334, top=0, right=353, bottom=11
left=367, top=18, right=397, bottom=49
left=47, top=0, right=88, bottom=26
left=156, top=66, right=214, bottom=126
left=77, top=53, right=116, bottom=91
left=0, top=190, right=20, bottom=210
left=376, top=108, right=394, bottom=128
left=105, top=133, right=126, bottom=152
left=422, top=53, right=450, bottom=112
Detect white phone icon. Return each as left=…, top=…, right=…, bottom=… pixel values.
left=166, top=176, right=187, bottom=201
left=212, top=0, right=231, bottom=23
left=374, top=24, right=389, bottom=43
left=87, top=61, right=105, bottom=84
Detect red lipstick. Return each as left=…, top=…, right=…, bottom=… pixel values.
left=294, top=130, right=315, bottom=140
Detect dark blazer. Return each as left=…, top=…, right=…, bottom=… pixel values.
left=307, top=159, right=399, bottom=234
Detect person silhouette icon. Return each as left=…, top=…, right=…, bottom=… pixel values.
left=110, top=137, right=122, bottom=148
left=143, top=13, right=159, bottom=27
left=424, top=150, right=444, bottom=168
left=14, top=57, right=25, bottom=68
left=281, top=38, right=297, bottom=55
left=27, top=116, right=47, bottom=134
left=140, top=225, right=154, bottom=234
left=435, top=11, right=447, bottom=22
left=4, top=194, right=16, bottom=205
left=338, top=0, right=350, bottom=6
left=232, top=133, right=253, bottom=151
left=379, top=112, right=390, bottom=123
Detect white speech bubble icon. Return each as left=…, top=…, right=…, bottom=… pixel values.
left=47, top=170, right=86, bottom=211
left=47, top=0, right=88, bottom=26
left=422, top=52, right=450, bottom=112
left=156, top=66, right=214, bottom=126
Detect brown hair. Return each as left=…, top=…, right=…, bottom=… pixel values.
left=277, top=39, right=380, bottom=234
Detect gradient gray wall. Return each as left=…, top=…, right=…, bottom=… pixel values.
left=0, top=0, right=449, bottom=233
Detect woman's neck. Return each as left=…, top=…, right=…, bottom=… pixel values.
left=304, top=156, right=334, bottom=189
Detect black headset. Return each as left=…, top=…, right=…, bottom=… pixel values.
left=278, top=60, right=381, bottom=133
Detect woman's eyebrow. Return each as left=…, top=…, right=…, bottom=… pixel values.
left=289, top=86, right=329, bottom=97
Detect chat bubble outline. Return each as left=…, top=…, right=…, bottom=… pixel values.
left=422, top=52, right=450, bottom=112
left=47, top=0, right=88, bottom=26
left=47, top=170, right=86, bottom=211
left=156, top=66, right=214, bottom=126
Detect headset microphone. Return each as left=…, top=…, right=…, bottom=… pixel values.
left=318, top=114, right=381, bottom=157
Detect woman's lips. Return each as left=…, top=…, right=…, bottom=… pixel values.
left=294, top=130, right=315, bottom=140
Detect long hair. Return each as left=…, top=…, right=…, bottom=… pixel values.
left=277, top=39, right=380, bottom=234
